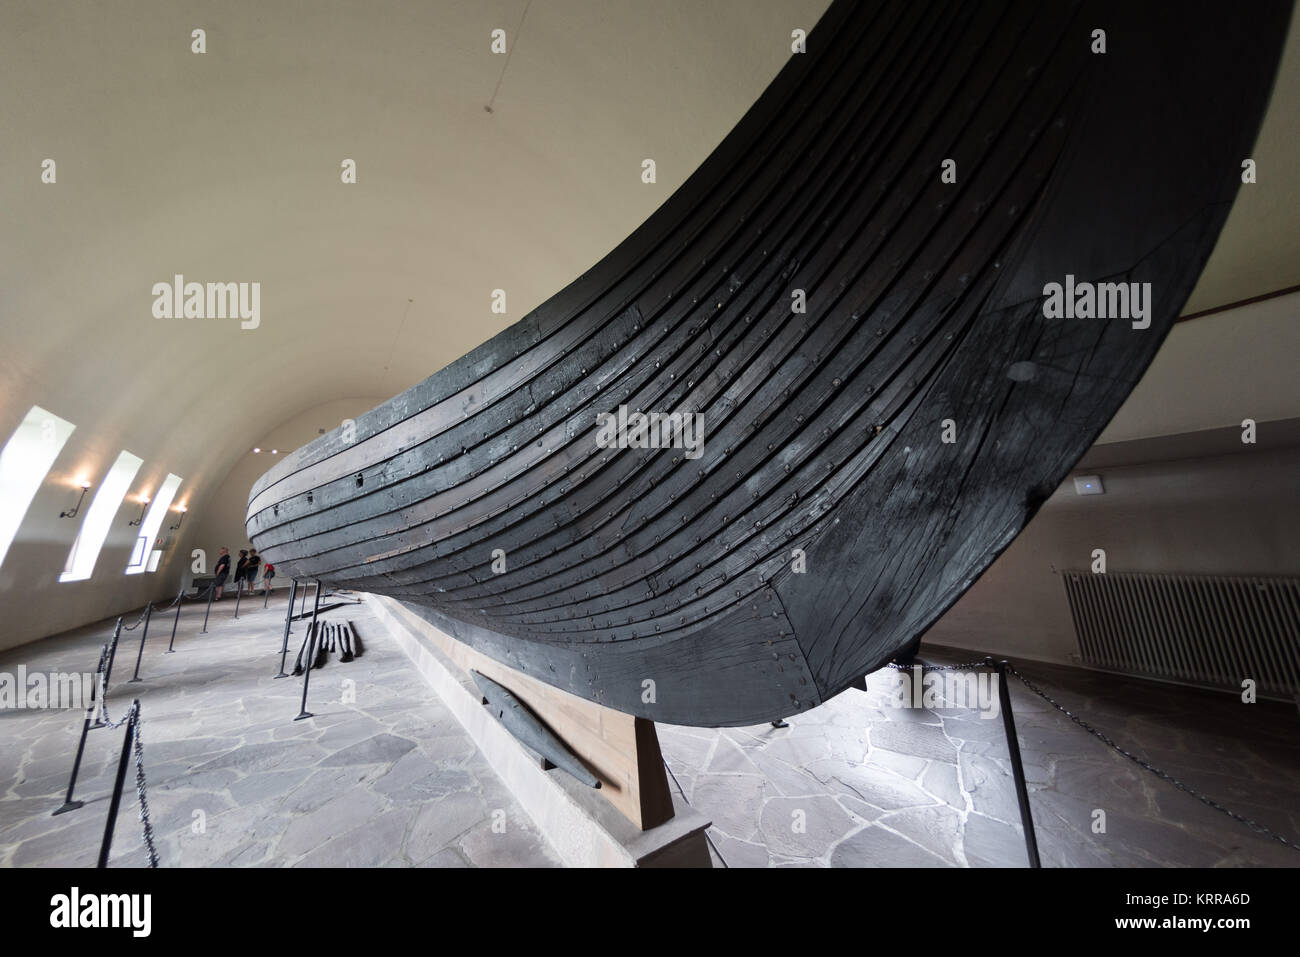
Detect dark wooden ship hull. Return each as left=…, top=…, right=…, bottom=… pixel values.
left=248, top=0, right=1290, bottom=726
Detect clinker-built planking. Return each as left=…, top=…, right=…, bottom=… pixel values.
left=248, top=0, right=1291, bottom=726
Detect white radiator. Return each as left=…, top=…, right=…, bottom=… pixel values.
left=1062, top=571, right=1300, bottom=700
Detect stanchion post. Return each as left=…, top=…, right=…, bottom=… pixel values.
left=274, top=579, right=298, bottom=679
left=233, top=578, right=244, bottom=620
left=987, top=657, right=1041, bottom=868
left=294, top=581, right=322, bottom=720
left=53, top=709, right=93, bottom=816
left=128, top=603, right=153, bottom=683
left=96, top=701, right=140, bottom=868
left=201, top=581, right=215, bottom=634
left=165, top=587, right=184, bottom=654
left=52, top=647, right=106, bottom=816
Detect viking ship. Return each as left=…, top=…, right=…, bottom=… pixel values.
left=247, top=0, right=1290, bottom=726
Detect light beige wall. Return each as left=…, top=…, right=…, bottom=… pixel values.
left=0, top=420, right=200, bottom=653
left=1099, top=290, right=1300, bottom=443
left=929, top=294, right=1300, bottom=665
left=191, top=397, right=385, bottom=576
left=924, top=443, right=1300, bottom=666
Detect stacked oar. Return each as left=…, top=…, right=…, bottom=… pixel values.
left=292, top=619, right=363, bottom=675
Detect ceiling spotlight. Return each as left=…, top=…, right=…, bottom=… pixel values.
left=253, top=447, right=261, bottom=454
left=271, top=449, right=278, bottom=454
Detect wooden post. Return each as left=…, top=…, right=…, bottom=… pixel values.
left=382, top=600, right=673, bottom=830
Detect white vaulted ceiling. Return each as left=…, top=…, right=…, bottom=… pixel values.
left=0, top=0, right=836, bottom=539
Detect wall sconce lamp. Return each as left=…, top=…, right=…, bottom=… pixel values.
left=128, top=496, right=150, bottom=526
left=169, top=505, right=188, bottom=530
left=60, top=479, right=92, bottom=518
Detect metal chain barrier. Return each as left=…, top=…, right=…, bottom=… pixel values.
left=96, top=672, right=128, bottom=729
left=125, top=588, right=187, bottom=627
left=96, top=700, right=160, bottom=868
left=129, top=704, right=161, bottom=868
left=54, top=617, right=163, bottom=866
left=885, top=660, right=992, bottom=673
left=1003, top=663, right=1299, bottom=852
left=158, top=589, right=186, bottom=611
left=120, top=603, right=152, bottom=632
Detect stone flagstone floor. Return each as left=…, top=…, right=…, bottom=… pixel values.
left=659, top=651, right=1300, bottom=868
left=0, top=589, right=560, bottom=867
left=4, top=589, right=1298, bottom=869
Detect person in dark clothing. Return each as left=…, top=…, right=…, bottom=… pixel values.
left=245, top=548, right=261, bottom=589
left=213, top=547, right=231, bottom=599
left=235, top=550, right=249, bottom=591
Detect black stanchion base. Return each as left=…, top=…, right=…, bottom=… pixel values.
left=770, top=719, right=790, bottom=729
left=294, top=711, right=314, bottom=721
left=163, top=650, right=176, bottom=655
left=127, top=677, right=144, bottom=683
left=273, top=672, right=291, bottom=680
left=88, top=721, right=105, bottom=730
left=51, top=800, right=83, bottom=816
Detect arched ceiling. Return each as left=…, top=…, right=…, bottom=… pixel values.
left=0, top=0, right=837, bottom=520
left=1, top=0, right=1297, bottom=534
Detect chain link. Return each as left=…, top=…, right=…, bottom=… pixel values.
left=134, top=585, right=198, bottom=621
left=1005, top=663, right=1298, bottom=852
left=885, top=660, right=992, bottom=673
left=120, top=605, right=151, bottom=632
left=97, top=673, right=131, bottom=729
left=96, top=699, right=160, bottom=867
left=157, top=589, right=186, bottom=611
left=92, top=635, right=160, bottom=867
left=130, top=704, right=160, bottom=868
left=154, top=583, right=208, bottom=616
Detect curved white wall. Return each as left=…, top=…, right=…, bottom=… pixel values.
left=191, top=397, right=385, bottom=576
